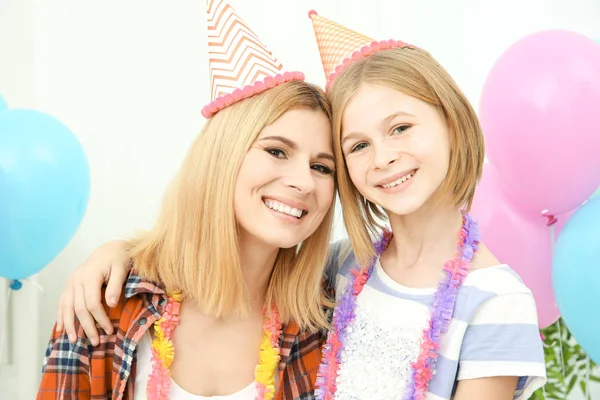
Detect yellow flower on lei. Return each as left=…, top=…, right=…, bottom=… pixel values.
left=254, top=328, right=281, bottom=399
left=152, top=318, right=175, bottom=368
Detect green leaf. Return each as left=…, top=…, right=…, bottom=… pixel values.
left=530, top=388, right=544, bottom=400
left=530, top=319, right=600, bottom=399
left=567, top=374, right=578, bottom=393
left=579, top=380, right=588, bottom=398
left=589, top=375, right=600, bottom=383
left=548, top=370, right=562, bottom=380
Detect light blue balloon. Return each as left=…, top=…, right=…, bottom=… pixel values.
left=553, top=197, right=600, bottom=364
left=0, top=109, right=90, bottom=279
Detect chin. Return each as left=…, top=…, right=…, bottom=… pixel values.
left=259, top=230, right=305, bottom=249
left=276, top=241, right=301, bottom=249
left=269, top=239, right=302, bottom=249
left=377, top=197, right=427, bottom=217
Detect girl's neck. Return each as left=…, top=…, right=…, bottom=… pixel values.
left=386, top=202, right=463, bottom=271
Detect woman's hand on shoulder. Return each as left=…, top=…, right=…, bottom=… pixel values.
left=56, top=239, right=131, bottom=346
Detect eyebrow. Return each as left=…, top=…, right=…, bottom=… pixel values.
left=258, top=135, right=335, bottom=163
left=341, top=110, right=416, bottom=146
left=383, top=110, right=415, bottom=124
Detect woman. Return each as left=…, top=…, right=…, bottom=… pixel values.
left=37, top=2, right=337, bottom=399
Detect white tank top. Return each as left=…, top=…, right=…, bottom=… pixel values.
left=134, top=332, right=258, bottom=399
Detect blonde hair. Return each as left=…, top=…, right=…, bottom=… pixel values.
left=327, top=47, right=485, bottom=265
left=129, top=80, right=334, bottom=331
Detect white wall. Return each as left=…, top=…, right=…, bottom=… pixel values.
left=0, top=1, right=41, bottom=398
left=0, top=0, right=599, bottom=398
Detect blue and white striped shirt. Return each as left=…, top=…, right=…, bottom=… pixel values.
left=327, top=240, right=547, bottom=400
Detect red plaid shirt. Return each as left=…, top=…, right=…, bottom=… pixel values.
left=37, top=273, right=330, bottom=400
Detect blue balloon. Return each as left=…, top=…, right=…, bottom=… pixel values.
left=553, top=197, right=600, bottom=364
left=0, top=109, right=90, bottom=279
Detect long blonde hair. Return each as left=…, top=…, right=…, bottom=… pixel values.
left=130, top=80, right=334, bottom=331
left=327, top=47, right=485, bottom=265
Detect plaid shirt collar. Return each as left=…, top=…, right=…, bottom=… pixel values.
left=124, top=272, right=166, bottom=299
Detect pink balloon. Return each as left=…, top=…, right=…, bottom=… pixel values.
left=479, top=30, right=600, bottom=217
left=471, top=164, right=561, bottom=328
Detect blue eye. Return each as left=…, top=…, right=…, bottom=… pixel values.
left=392, top=125, right=411, bottom=135
left=351, top=142, right=369, bottom=153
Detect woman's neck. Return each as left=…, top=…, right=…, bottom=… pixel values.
left=237, top=231, right=279, bottom=309
left=181, top=232, right=279, bottom=320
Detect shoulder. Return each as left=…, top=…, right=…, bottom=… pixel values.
left=105, top=285, right=149, bottom=328
left=39, top=295, right=133, bottom=395
left=39, top=318, right=93, bottom=395
left=462, top=262, right=540, bottom=334
left=39, top=280, right=159, bottom=398
left=465, top=241, right=531, bottom=296
left=327, top=238, right=353, bottom=264
left=325, top=239, right=355, bottom=281
left=458, top=264, right=546, bottom=394
left=470, top=242, right=501, bottom=271
left=457, top=248, right=537, bottom=326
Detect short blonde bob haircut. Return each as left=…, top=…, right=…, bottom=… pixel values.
left=129, top=80, right=335, bottom=331
left=327, top=47, right=485, bottom=265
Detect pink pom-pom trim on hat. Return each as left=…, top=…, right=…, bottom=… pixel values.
left=325, top=39, right=416, bottom=91
left=201, top=71, right=305, bottom=118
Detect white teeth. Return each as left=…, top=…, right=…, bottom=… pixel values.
left=382, top=172, right=414, bottom=188
left=264, top=199, right=304, bottom=218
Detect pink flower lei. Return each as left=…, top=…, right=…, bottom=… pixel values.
left=315, top=213, right=480, bottom=400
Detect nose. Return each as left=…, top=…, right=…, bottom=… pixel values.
left=373, top=142, right=398, bottom=170
left=283, top=162, right=316, bottom=194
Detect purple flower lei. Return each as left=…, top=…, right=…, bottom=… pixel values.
left=315, top=214, right=480, bottom=400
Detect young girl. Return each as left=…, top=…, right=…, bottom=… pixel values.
left=308, top=11, right=546, bottom=400
left=37, top=2, right=337, bottom=399
left=54, top=10, right=547, bottom=400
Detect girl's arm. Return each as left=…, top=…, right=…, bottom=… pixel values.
left=454, top=376, right=518, bottom=400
